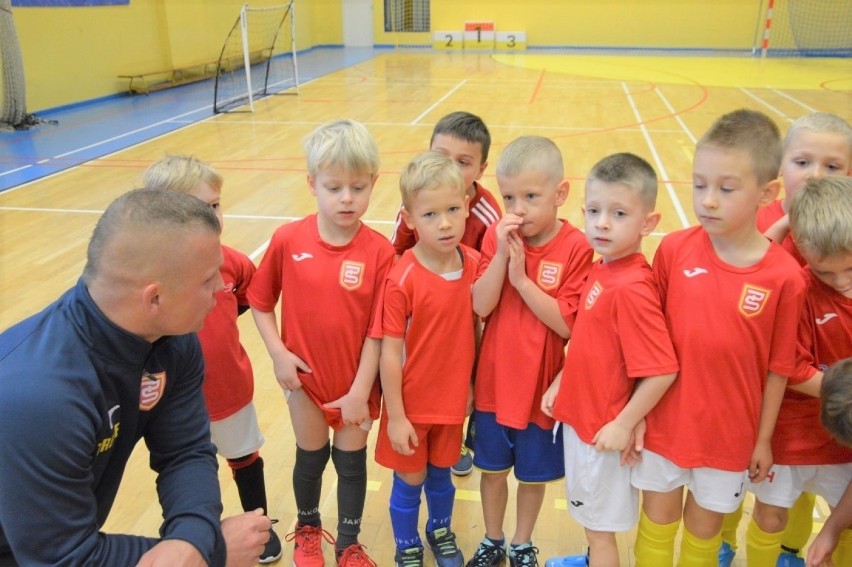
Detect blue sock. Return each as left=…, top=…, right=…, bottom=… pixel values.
left=424, top=464, right=455, bottom=533
left=389, top=473, right=423, bottom=551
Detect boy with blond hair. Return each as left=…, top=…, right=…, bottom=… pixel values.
left=719, top=112, right=852, bottom=567
left=143, top=155, right=282, bottom=563
left=630, top=109, right=806, bottom=566
left=541, top=153, right=678, bottom=567
left=743, top=177, right=852, bottom=567
left=468, top=136, right=593, bottom=567
left=249, top=119, right=394, bottom=567
left=376, top=151, right=480, bottom=567
left=390, top=110, right=501, bottom=477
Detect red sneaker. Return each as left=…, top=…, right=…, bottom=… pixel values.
left=337, top=543, right=378, bottom=567
left=285, top=524, right=335, bottom=567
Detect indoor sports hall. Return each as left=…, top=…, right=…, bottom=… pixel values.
left=0, top=1, right=850, bottom=565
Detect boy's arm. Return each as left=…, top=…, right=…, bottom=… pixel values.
left=787, top=370, right=822, bottom=397
left=540, top=369, right=563, bottom=417
left=250, top=308, right=310, bottom=391
left=750, top=371, right=787, bottom=483
left=763, top=214, right=790, bottom=245
left=324, top=338, right=379, bottom=426
left=593, top=373, right=677, bottom=453
left=806, top=480, right=852, bottom=567
left=472, top=217, right=523, bottom=317
left=379, top=336, right=418, bottom=455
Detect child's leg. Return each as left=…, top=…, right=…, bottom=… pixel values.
left=289, top=390, right=332, bottom=527
left=831, top=528, right=852, bottom=566
left=747, top=498, right=789, bottom=565
left=229, top=452, right=268, bottom=514
left=720, top=503, right=744, bottom=551
left=481, top=470, right=510, bottom=541
left=678, top=491, right=723, bottom=566
left=424, top=464, right=455, bottom=532
left=390, top=469, right=428, bottom=551
left=512, top=482, right=546, bottom=545
left=586, top=529, right=618, bottom=567
left=331, top=424, right=370, bottom=552
left=780, top=492, right=815, bottom=555
left=634, top=489, right=683, bottom=566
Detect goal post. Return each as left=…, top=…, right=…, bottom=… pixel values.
left=755, top=0, right=852, bottom=57
left=214, top=1, right=299, bottom=114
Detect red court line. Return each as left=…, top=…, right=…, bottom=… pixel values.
left=528, top=69, right=546, bottom=104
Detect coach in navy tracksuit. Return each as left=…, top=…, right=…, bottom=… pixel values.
left=0, top=190, right=270, bottom=566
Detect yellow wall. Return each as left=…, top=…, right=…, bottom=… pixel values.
left=14, top=0, right=342, bottom=111
left=375, top=0, right=763, bottom=49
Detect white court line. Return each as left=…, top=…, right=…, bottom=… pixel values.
left=621, top=82, right=690, bottom=229
left=771, top=89, right=818, bottom=114
left=410, top=79, right=467, bottom=125
left=654, top=87, right=697, bottom=145
left=737, top=87, right=792, bottom=121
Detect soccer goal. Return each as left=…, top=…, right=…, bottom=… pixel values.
left=755, top=0, right=852, bottom=57
left=213, top=1, right=299, bottom=114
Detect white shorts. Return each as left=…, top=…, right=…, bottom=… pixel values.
left=630, top=448, right=748, bottom=514
left=750, top=463, right=852, bottom=508
left=209, top=402, right=265, bottom=459
left=563, top=425, right=639, bottom=532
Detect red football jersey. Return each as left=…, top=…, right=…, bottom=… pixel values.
left=247, top=214, right=394, bottom=420
left=390, top=181, right=501, bottom=256
left=773, top=268, right=852, bottom=465
left=644, top=227, right=806, bottom=471
left=756, top=199, right=806, bottom=267
left=199, top=245, right=256, bottom=421
left=552, top=254, right=678, bottom=444
left=475, top=220, right=593, bottom=430
left=379, top=245, right=480, bottom=424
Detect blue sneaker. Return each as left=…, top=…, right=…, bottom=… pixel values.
left=395, top=546, right=425, bottom=567
left=776, top=550, right=805, bottom=567
left=544, top=553, right=588, bottom=567
left=509, top=543, right=540, bottom=567
left=451, top=446, right=474, bottom=476
left=466, top=538, right=507, bottom=567
left=426, top=527, right=464, bottom=567
left=718, top=542, right=736, bottom=567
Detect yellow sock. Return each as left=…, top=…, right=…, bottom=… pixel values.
left=721, top=502, right=744, bottom=550
left=634, top=509, right=680, bottom=566
left=745, top=518, right=783, bottom=567
left=830, top=528, right=852, bottom=566
left=781, top=492, right=815, bottom=553
left=677, top=526, right=722, bottom=567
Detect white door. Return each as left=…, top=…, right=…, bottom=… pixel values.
left=343, top=0, right=374, bottom=47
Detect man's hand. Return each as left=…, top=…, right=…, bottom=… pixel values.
left=136, top=539, right=206, bottom=567
left=222, top=509, right=272, bottom=567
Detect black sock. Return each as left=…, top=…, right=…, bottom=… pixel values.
left=332, top=445, right=367, bottom=551
left=293, top=442, right=330, bottom=527
left=229, top=454, right=269, bottom=514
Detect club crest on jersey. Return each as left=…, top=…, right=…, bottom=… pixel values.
left=537, top=261, right=562, bottom=290
left=739, top=284, right=771, bottom=318
left=340, top=261, right=365, bottom=291
left=139, top=371, right=166, bottom=411
left=585, top=281, right=603, bottom=309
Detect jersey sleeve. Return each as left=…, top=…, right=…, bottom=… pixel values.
left=651, top=237, right=672, bottom=311
left=247, top=228, right=285, bottom=312
left=367, top=239, right=395, bottom=340
left=767, top=270, right=807, bottom=378
left=233, top=250, right=257, bottom=308
left=556, top=240, right=594, bottom=330
left=790, top=300, right=819, bottom=385
left=614, top=278, right=679, bottom=378
left=476, top=226, right=498, bottom=280
left=381, top=278, right=410, bottom=339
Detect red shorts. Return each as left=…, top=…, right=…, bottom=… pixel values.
left=375, top=419, right=462, bottom=473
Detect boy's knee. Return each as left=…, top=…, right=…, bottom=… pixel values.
left=753, top=501, right=788, bottom=533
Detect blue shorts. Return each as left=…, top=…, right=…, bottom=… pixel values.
left=471, top=410, right=564, bottom=482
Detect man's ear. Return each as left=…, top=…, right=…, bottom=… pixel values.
left=142, top=282, right=161, bottom=315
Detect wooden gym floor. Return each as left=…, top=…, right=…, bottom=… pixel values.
left=1, top=48, right=849, bottom=565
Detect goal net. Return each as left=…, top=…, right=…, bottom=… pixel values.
left=214, top=1, right=299, bottom=114
left=0, top=0, right=38, bottom=130
left=384, top=0, right=430, bottom=47
left=758, top=0, right=852, bottom=57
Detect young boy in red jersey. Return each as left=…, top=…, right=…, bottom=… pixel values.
left=744, top=177, right=852, bottom=567
left=143, top=155, right=282, bottom=563
left=719, top=113, right=852, bottom=567
left=248, top=120, right=394, bottom=567
left=467, top=136, right=594, bottom=567
left=541, top=153, right=678, bottom=567
left=389, top=110, right=501, bottom=477
left=808, top=358, right=852, bottom=567
left=375, top=151, right=480, bottom=567
left=630, top=109, right=806, bottom=566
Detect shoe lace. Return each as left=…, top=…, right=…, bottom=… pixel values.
left=397, top=547, right=424, bottom=567
left=285, top=525, right=335, bottom=556
left=511, top=546, right=539, bottom=567
left=338, top=543, right=378, bottom=567
left=468, top=542, right=505, bottom=567
left=430, top=529, right=460, bottom=557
